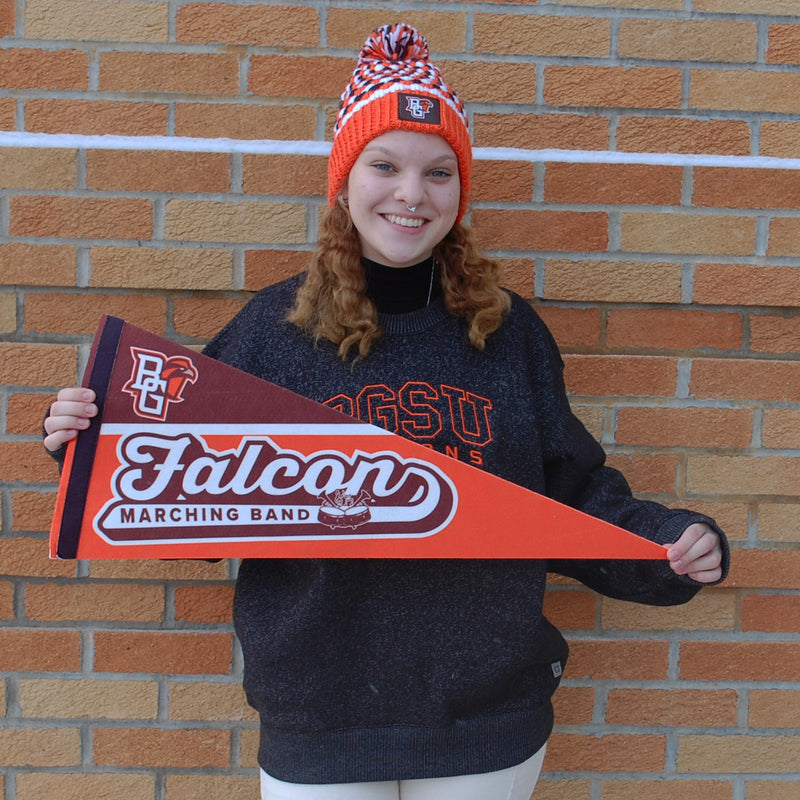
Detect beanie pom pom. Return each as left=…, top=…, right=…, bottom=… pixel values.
left=361, top=24, right=428, bottom=63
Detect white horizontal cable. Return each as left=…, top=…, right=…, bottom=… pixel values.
left=2, top=130, right=800, bottom=170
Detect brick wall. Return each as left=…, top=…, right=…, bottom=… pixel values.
left=1, top=1, right=799, bottom=799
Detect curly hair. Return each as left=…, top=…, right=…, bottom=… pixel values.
left=287, top=202, right=511, bottom=361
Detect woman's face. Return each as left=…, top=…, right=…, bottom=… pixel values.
left=343, top=129, right=460, bottom=268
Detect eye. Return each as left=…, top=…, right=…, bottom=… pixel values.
left=372, top=161, right=395, bottom=173
left=429, top=168, right=453, bottom=179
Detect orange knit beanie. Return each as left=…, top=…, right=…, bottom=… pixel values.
left=328, top=24, right=472, bottom=222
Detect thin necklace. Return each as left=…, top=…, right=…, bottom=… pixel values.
left=426, top=258, right=436, bottom=306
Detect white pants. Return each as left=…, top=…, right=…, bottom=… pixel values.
left=260, top=744, right=546, bottom=800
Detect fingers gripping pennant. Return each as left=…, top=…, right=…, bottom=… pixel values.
left=50, top=316, right=668, bottom=561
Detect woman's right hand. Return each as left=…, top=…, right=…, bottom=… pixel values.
left=43, top=387, right=98, bottom=452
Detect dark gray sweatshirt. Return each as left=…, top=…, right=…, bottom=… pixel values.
left=200, top=271, right=729, bottom=783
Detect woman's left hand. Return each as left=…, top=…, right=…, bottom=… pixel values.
left=667, top=522, right=723, bottom=584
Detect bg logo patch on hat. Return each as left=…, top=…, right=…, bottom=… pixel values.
left=398, top=93, right=441, bottom=125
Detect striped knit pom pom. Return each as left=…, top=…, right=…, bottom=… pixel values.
left=361, top=23, right=428, bottom=63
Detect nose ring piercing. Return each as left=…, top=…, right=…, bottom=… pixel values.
left=407, top=205, right=416, bottom=213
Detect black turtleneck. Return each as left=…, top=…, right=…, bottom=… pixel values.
left=363, top=257, right=442, bottom=314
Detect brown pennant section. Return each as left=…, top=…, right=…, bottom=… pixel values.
left=49, top=316, right=668, bottom=561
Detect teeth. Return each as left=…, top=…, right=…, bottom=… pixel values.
left=385, top=214, right=424, bottom=228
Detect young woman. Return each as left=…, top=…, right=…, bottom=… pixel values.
left=45, top=24, right=727, bottom=800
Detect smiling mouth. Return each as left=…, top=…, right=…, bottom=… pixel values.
left=384, top=214, right=425, bottom=228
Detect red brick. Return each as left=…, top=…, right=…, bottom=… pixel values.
left=471, top=160, right=534, bottom=203
left=742, top=595, right=800, bottom=633
left=602, top=780, right=733, bottom=800
left=767, top=24, right=800, bottom=64
left=543, top=259, right=682, bottom=304
left=615, top=407, right=752, bottom=448
left=0, top=243, right=76, bottom=285
left=25, top=294, right=166, bottom=336
left=177, top=3, right=318, bottom=46
left=434, top=61, right=537, bottom=105
left=694, top=263, right=800, bottom=307
left=93, top=727, right=229, bottom=768
left=761, top=120, right=800, bottom=158
left=496, top=258, right=535, bottom=299
left=607, top=309, right=742, bottom=351
left=249, top=54, right=352, bottom=98
left=0, top=49, right=88, bottom=90
left=532, top=778, right=590, bottom=800
left=563, top=354, right=678, bottom=398
left=545, top=163, right=683, bottom=206
left=757, top=503, right=800, bottom=544
left=93, top=631, right=232, bottom=674
left=544, top=66, right=682, bottom=109
left=173, top=297, right=247, bottom=339
left=0, top=728, right=81, bottom=767
left=87, top=150, right=231, bottom=193
left=0, top=342, right=77, bottom=387
left=691, top=69, right=800, bottom=114
left=6, top=393, right=53, bottom=435
left=0, top=630, right=81, bottom=671
left=328, top=8, right=465, bottom=50
left=546, top=733, right=666, bottom=772
left=243, top=154, right=327, bottom=197
left=10, top=196, right=152, bottom=240
left=0, top=537, right=77, bottom=579
left=243, top=249, right=311, bottom=292
left=26, top=583, right=164, bottom=623
left=473, top=209, right=608, bottom=252
left=0, top=581, right=14, bottom=620
left=99, top=51, right=239, bottom=94
left=679, top=733, right=800, bottom=774
left=90, top=246, right=232, bottom=291
left=727, top=550, right=800, bottom=591
left=0, top=0, right=13, bottom=36
left=749, top=689, right=800, bottom=728
left=694, top=167, right=800, bottom=209
left=174, top=102, right=316, bottom=141
left=0, top=442, right=59, bottom=482
left=17, top=773, right=155, bottom=800
left=750, top=314, right=800, bottom=354
left=621, top=212, right=756, bottom=257
left=25, top=99, right=169, bottom=135
left=768, top=217, right=800, bottom=257
left=543, top=588, right=597, bottom=630
left=473, top=112, right=610, bottom=151
left=552, top=686, right=595, bottom=725
left=606, top=688, right=738, bottom=727
left=475, top=13, right=609, bottom=57
left=619, top=18, right=756, bottom=62
left=617, top=116, right=750, bottom=155
left=762, top=408, right=800, bottom=449
left=566, top=640, right=670, bottom=680
left=607, top=308, right=742, bottom=352
left=0, top=96, right=15, bottom=128
left=680, top=641, right=800, bottom=681
left=606, top=452, right=680, bottom=495
left=690, top=358, right=800, bottom=402
left=10, top=490, right=56, bottom=532
left=164, top=774, right=259, bottom=799
left=88, top=559, right=227, bottom=582
left=174, top=585, right=234, bottom=623
left=534, top=306, right=602, bottom=348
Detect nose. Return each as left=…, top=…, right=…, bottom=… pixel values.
left=395, top=174, right=425, bottom=211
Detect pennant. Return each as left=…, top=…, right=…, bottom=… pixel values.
left=49, top=316, right=668, bottom=561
